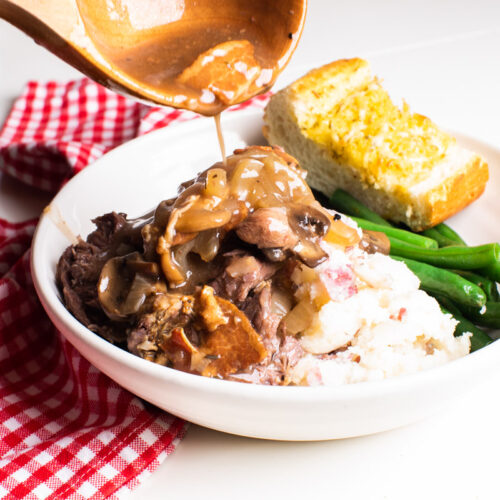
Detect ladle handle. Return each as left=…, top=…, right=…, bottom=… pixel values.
left=0, top=0, right=115, bottom=89
left=1, top=0, right=308, bottom=112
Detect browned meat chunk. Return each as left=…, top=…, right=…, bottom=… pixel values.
left=129, top=286, right=267, bottom=378
left=128, top=293, right=196, bottom=367
left=197, top=286, right=267, bottom=377
left=236, top=207, right=298, bottom=249
left=210, top=251, right=279, bottom=304
left=210, top=251, right=278, bottom=305
left=87, top=212, right=128, bottom=248
left=279, top=335, right=304, bottom=371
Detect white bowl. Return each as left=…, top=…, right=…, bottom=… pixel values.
left=31, top=108, right=500, bottom=441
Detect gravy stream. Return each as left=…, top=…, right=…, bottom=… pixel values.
left=214, top=114, right=227, bottom=166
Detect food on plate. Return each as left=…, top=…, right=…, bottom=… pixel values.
left=263, top=58, right=489, bottom=231
left=56, top=146, right=472, bottom=385
left=328, top=188, right=497, bottom=352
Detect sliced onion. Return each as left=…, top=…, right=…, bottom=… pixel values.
left=168, top=238, right=196, bottom=285
left=282, top=299, right=316, bottom=335
left=191, top=228, right=221, bottom=262
left=161, top=251, right=187, bottom=286
left=204, top=168, right=228, bottom=199
left=175, top=208, right=232, bottom=233
left=226, top=255, right=260, bottom=278
left=324, top=219, right=361, bottom=246
left=270, top=287, right=293, bottom=319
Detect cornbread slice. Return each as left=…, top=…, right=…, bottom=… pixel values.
left=263, top=58, right=488, bottom=231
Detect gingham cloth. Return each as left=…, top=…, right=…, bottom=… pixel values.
left=0, top=79, right=270, bottom=499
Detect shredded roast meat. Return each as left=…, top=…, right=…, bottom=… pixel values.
left=127, top=293, right=197, bottom=362
left=241, top=282, right=281, bottom=353
left=56, top=146, right=362, bottom=384
left=209, top=250, right=279, bottom=304
left=56, top=212, right=132, bottom=344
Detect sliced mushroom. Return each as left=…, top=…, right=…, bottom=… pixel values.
left=359, top=229, right=391, bottom=255
left=98, top=252, right=164, bottom=321
left=126, top=259, right=161, bottom=276
left=261, top=247, right=289, bottom=262
left=153, top=199, right=175, bottom=226
left=287, top=204, right=331, bottom=238
left=292, top=239, right=328, bottom=268
left=286, top=204, right=331, bottom=267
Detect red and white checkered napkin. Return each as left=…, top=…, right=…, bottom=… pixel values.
left=0, top=78, right=270, bottom=499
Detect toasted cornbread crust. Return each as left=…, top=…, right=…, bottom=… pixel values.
left=423, top=155, right=489, bottom=227
left=263, top=58, right=489, bottom=231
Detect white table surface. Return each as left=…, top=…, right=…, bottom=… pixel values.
left=1, top=1, right=500, bottom=499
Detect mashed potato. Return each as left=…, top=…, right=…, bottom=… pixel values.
left=288, top=218, right=471, bottom=386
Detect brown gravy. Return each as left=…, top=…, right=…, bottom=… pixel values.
left=76, top=0, right=306, bottom=116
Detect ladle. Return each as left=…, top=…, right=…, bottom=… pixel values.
left=0, top=0, right=307, bottom=115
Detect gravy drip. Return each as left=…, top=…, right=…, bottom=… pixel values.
left=43, top=204, right=78, bottom=245
left=214, top=114, right=227, bottom=165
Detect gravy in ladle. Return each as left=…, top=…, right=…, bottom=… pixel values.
left=75, top=0, right=306, bottom=163
left=76, top=0, right=306, bottom=114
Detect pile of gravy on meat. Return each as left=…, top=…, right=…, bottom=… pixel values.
left=57, top=145, right=388, bottom=384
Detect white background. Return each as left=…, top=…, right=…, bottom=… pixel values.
left=1, top=1, right=500, bottom=499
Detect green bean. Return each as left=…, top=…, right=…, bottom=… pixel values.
left=439, top=306, right=493, bottom=352
left=392, top=256, right=487, bottom=308
left=431, top=293, right=462, bottom=316
left=329, top=189, right=392, bottom=226
left=432, top=294, right=493, bottom=351
left=453, top=270, right=500, bottom=302
left=421, top=228, right=460, bottom=248
left=455, top=319, right=493, bottom=352
left=478, top=261, right=500, bottom=283
left=389, top=240, right=500, bottom=270
left=351, top=217, right=438, bottom=249
left=459, top=302, right=500, bottom=329
left=433, top=223, right=467, bottom=246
